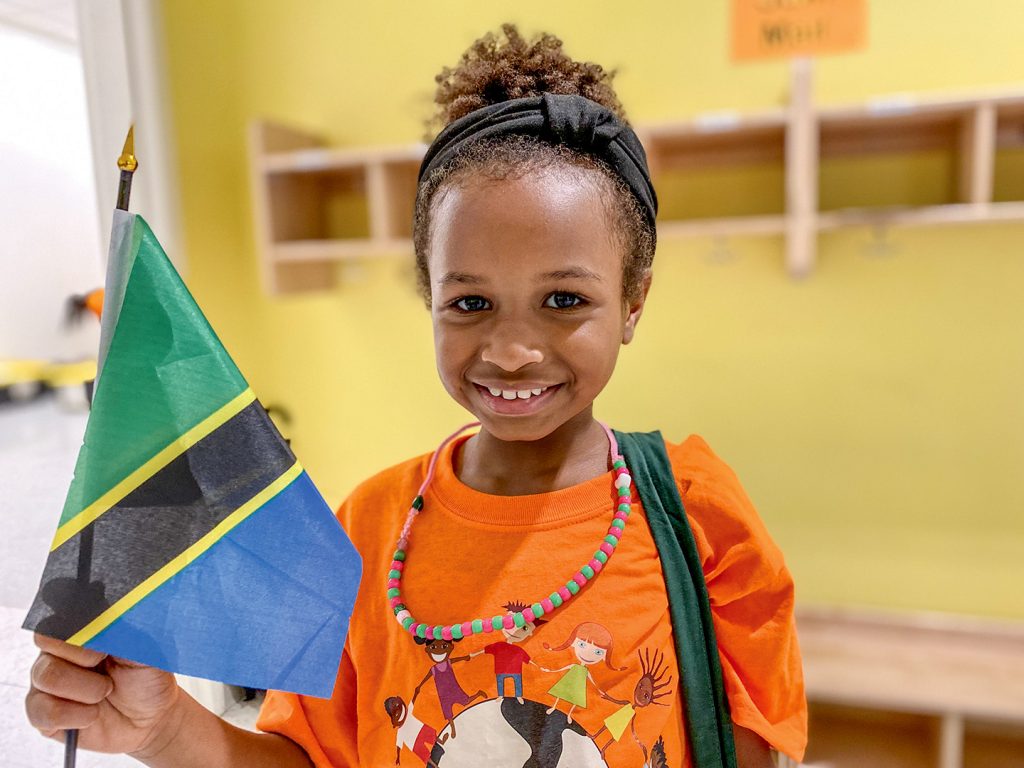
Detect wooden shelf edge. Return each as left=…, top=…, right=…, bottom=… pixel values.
left=658, top=215, right=787, bottom=238
left=262, top=143, right=427, bottom=174
left=817, top=201, right=1024, bottom=231
left=272, top=239, right=412, bottom=263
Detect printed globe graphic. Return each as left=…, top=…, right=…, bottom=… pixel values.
left=427, top=697, right=606, bottom=767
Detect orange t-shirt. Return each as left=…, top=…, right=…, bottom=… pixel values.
left=257, top=434, right=807, bottom=767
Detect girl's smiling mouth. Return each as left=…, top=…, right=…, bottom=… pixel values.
left=473, top=382, right=562, bottom=414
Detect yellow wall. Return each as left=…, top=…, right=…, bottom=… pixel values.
left=161, top=1, right=1024, bottom=619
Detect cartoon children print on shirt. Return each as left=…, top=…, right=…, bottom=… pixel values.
left=594, top=648, right=674, bottom=762
left=469, top=600, right=546, bottom=703
left=542, top=621, right=628, bottom=723
left=412, top=636, right=486, bottom=738
left=384, top=697, right=447, bottom=767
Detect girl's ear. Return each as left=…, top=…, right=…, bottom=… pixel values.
left=622, top=271, right=653, bottom=345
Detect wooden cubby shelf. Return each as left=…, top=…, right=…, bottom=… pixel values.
left=796, top=606, right=1024, bottom=768
left=249, top=64, right=1024, bottom=294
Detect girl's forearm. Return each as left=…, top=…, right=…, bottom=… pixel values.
left=133, top=690, right=312, bottom=768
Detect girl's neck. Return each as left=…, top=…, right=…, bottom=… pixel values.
left=454, top=410, right=612, bottom=496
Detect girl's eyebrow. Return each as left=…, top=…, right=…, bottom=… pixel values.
left=541, top=267, right=602, bottom=282
left=438, top=271, right=484, bottom=286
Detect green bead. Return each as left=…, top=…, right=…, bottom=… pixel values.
left=531, top=602, right=545, bottom=618
left=471, top=619, right=484, bottom=634
left=412, top=495, right=424, bottom=510
left=388, top=569, right=402, bottom=579
left=451, top=624, right=464, bottom=640
left=386, top=588, right=401, bottom=598
left=393, top=550, right=406, bottom=561
left=613, top=459, right=625, bottom=469
left=402, top=617, right=415, bottom=630
left=604, top=535, right=618, bottom=547
left=550, top=592, right=563, bottom=608
left=434, top=625, right=444, bottom=638
left=513, top=612, right=526, bottom=628
left=491, top=615, right=504, bottom=631
left=416, top=624, right=427, bottom=638
left=566, top=580, right=581, bottom=595
left=581, top=565, right=595, bottom=579
left=594, top=550, right=609, bottom=564
left=611, top=518, right=626, bottom=530
left=618, top=504, right=631, bottom=513
left=392, top=603, right=406, bottom=614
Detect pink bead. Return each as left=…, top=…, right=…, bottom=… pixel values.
left=607, top=526, right=622, bottom=539
left=390, top=560, right=404, bottom=572
left=614, top=510, right=629, bottom=521
left=617, top=495, right=630, bottom=504
left=503, top=614, right=516, bottom=630
left=573, top=572, right=587, bottom=588
left=589, top=558, right=603, bottom=573
left=461, top=622, right=474, bottom=637
left=600, top=542, right=615, bottom=556
left=522, top=608, right=535, bottom=623
left=557, top=586, right=572, bottom=601
left=441, top=627, right=453, bottom=641
left=615, top=467, right=629, bottom=477
left=396, top=609, right=412, bottom=623
left=541, top=598, right=554, bottom=613
left=424, top=626, right=435, bottom=640
left=408, top=623, right=419, bottom=635
left=482, top=620, right=493, bottom=633
left=387, top=578, right=400, bottom=588
left=389, top=597, right=402, bottom=608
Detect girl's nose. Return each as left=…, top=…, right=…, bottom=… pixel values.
left=480, top=320, right=544, bottom=371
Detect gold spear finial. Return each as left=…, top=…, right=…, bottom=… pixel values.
left=117, top=125, right=138, bottom=172
left=116, top=125, right=137, bottom=211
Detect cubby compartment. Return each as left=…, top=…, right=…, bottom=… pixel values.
left=963, top=720, right=1024, bottom=768
left=818, top=102, right=973, bottom=212
left=994, top=98, right=1024, bottom=203
left=805, top=703, right=942, bottom=768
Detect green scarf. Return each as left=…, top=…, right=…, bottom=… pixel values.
left=615, top=430, right=738, bottom=768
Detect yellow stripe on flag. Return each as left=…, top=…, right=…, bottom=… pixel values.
left=67, top=461, right=304, bottom=646
left=52, top=388, right=257, bottom=551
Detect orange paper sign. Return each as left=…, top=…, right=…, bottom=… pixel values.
left=731, top=0, right=867, bottom=61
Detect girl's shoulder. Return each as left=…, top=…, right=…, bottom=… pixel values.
left=660, top=434, right=786, bottom=570
left=333, top=450, right=432, bottom=537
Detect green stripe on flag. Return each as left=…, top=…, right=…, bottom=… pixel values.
left=59, top=216, right=248, bottom=526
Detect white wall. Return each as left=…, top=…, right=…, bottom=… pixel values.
left=0, top=25, right=102, bottom=360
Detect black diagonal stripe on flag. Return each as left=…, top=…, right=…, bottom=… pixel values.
left=25, top=401, right=295, bottom=640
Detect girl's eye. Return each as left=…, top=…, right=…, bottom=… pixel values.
left=544, top=292, right=584, bottom=310
left=595, top=649, right=604, bottom=655
left=452, top=296, right=490, bottom=312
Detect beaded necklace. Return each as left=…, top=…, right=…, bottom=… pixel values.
left=386, top=421, right=633, bottom=642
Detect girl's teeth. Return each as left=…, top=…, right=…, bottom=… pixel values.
left=483, top=385, right=550, bottom=400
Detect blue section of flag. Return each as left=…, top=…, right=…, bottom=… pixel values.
left=86, top=472, right=361, bottom=698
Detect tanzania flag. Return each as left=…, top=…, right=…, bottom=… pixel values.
left=24, top=211, right=361, bottom=698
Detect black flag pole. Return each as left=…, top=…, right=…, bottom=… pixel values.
left=64, top=124, right=137, bottom=768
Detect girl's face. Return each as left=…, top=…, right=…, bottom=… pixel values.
left=572, top=637, right=608, bottom=665
left=428, top=169, right=647, bottom=444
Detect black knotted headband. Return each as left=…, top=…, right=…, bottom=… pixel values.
left=418, top=93, right=658, bottom=234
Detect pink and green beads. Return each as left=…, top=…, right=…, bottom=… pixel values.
left=387, top=440, right=633, bottom=640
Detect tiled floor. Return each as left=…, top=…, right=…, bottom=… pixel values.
left=0, top=398, right=260, bottom=767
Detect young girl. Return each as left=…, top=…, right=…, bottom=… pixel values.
left=26, top=25, right=806, bottom=768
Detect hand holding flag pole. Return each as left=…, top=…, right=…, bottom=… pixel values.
left=27, top=126, right=361, bottom=766
left=62, top=125, right=138, bottom=768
